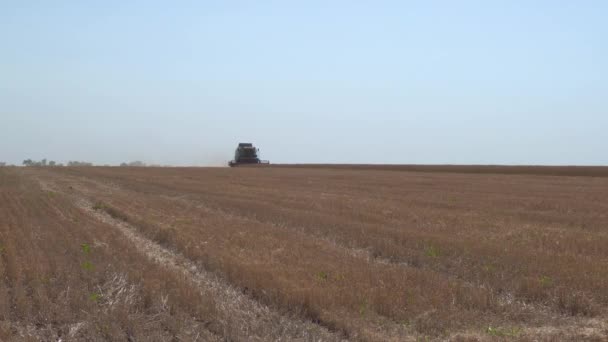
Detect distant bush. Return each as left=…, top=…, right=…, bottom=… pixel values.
left=0, top=162, right=6, bottom=167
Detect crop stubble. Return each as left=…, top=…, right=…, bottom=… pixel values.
left=2, top=165, right=608, bottom=341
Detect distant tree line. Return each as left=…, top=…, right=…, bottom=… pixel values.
left=120, top=161, right=147, bottom=167
left=67, top=161, right=93, bottom=167
left=120, top=160, right=166, bottom=167
left=22, top=159, right=58, bottom=167
left=119, top=161, right=168, bottom=167
left=22, top=159, right=94, bottom=167
left=18, top=159, right=166, bottom=167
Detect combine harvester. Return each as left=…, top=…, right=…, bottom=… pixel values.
left=228, top=143, right=270, bottom=167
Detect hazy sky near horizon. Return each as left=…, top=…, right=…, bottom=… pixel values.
left=1, top=1, right=607, bottom=166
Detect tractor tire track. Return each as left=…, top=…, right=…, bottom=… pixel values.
left=33, top=174, right=343, bottom=342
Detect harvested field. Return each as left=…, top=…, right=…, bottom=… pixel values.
left=2, top=165, right=608, bottom=341
left=270, top=164, right=608, bottom=177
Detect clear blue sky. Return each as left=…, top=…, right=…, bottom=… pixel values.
left=1, top=1, right=606, bottom=165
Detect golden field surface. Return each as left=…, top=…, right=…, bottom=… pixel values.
left=1, top=165, right=607, bottom=341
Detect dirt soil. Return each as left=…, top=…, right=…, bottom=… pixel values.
left=2, top=165, right=607, bottom=341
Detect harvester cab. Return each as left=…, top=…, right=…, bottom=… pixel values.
left=228, top=143, right=269, bottom=167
